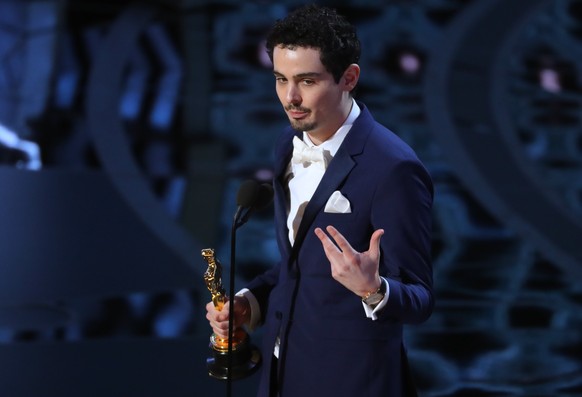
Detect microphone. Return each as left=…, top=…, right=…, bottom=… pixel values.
left=255, top=183, right=274, bottom=211
left=234, top=180, right=273, bottom=228
left=233, top=180, right=259, bottom=225
left=237, top=180, right=261, bottom=207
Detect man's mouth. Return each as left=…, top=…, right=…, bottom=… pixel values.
left=287, top=107, right=310, bottom=119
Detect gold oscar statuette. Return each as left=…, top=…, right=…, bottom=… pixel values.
left=202, top=248, right=261, bottom=380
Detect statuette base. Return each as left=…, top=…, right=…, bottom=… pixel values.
left=207, top=339, right=261, bottom=380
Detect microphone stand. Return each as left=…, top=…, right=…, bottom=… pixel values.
left=222, top=181, right=271, bottom=397
left=226, top=206, right=253, bottom=397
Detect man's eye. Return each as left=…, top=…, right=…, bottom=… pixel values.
left=275, top=77, right=287, bottom=83
left=302, top=80, right=314, bottom=85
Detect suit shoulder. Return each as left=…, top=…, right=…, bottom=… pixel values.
left=367, top=122, right=422, bottom=164
left=353, top=104, right=421, bottom=163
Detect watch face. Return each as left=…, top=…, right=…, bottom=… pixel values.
left=365, top=293, right=384, bottom=306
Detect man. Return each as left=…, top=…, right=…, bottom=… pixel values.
left=206, top=4, right=434, bottom=396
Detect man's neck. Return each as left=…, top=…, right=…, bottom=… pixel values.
left=306, top=98, right=355, bottom=145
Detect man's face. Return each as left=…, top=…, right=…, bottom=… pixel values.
left=273, top=46, right=355, bottom=144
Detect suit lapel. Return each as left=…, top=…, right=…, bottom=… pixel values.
left=273, top=129, right=300, bottom=259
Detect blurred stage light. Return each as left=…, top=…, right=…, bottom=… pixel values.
left=399, top=51, right=421, bottom=75
left=383, top=45, right=425, bottom=81
left=257, top=39, right=271, bottom=68
left=539, top=67, right=562, bottom=93
left=0, top=123, right=42, bottom=170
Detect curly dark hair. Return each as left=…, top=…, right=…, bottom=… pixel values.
left=265, top=4, right=361, bottom=85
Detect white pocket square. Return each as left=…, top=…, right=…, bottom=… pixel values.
left=324, top=191, right=352, bottom=213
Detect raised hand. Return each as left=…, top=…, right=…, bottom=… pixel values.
left=314, top=225, right=384, bottom=297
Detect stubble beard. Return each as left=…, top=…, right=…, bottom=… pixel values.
left=285, top=105, right=316, bottom=132
left=289, top=118, right=317, bottom=132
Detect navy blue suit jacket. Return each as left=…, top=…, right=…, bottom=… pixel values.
left=246, top=103, right=434, bottom=396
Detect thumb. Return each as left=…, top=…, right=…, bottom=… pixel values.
left=368, top=229, right=384, bottom=257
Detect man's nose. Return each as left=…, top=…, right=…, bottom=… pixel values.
left=286, top=85, right=301, bottom=104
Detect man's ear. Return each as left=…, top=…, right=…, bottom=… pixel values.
left=343, top=64, right=360, bottom=92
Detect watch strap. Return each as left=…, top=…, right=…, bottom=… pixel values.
left=362, top=278, right=386, bottom=306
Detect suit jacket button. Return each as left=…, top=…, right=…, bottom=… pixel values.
left=275, top=311, right=282, bottom=320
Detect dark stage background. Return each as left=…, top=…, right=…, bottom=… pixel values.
left=0, top=0, right=581, bottom=396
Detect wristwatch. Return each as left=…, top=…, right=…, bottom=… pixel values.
left=362, top=278, right=386, bottom=307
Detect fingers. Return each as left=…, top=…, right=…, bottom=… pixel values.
left=206, top=301, right=230, bottom=337
left=314, top=227, right=337, bottom=250
left=325, top=225, right=354, bottom=254
left=316, top=226, right=384, bottom=255
left=207, top=315, right=229, bottom=337
left=369, top=229, right=385, bottom=257
left=315, top=226, right=351, bottom=253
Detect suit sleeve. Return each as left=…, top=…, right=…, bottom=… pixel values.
left=373, top=159, right=434, bottom=324
left=244, top=261, right=281, bottom=325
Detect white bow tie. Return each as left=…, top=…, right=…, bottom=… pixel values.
left=291, top=136, right=327, bottom=170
